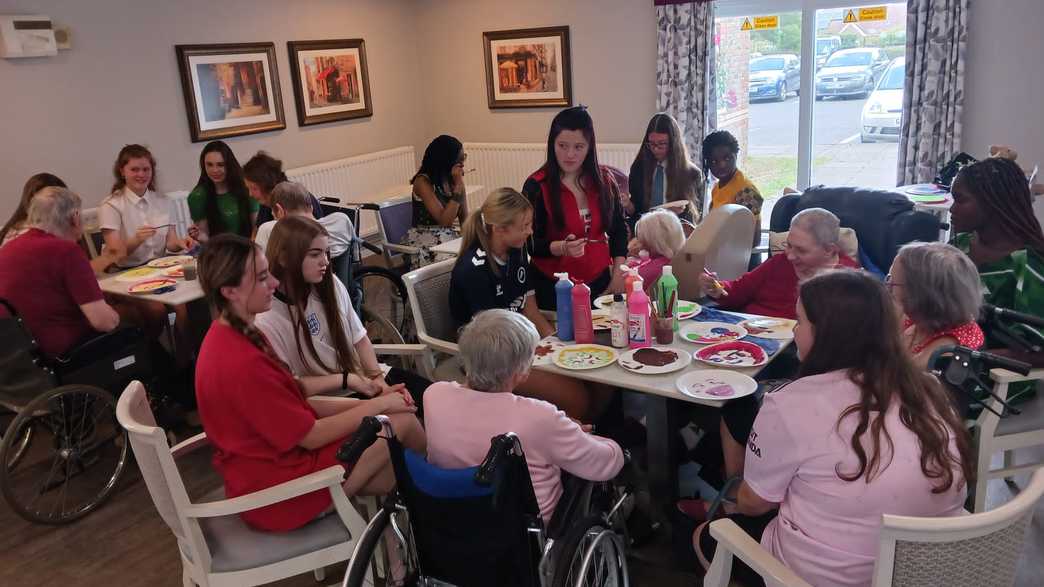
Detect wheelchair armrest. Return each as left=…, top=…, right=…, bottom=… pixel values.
left=52, top=327, right=145, bottom=371
left=183, top=465, right=346, bottom=518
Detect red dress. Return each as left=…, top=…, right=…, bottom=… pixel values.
left=195, top=321, right=347, bottom=532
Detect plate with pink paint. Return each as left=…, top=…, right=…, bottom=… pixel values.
left=675, top=370, right=758, bottom=401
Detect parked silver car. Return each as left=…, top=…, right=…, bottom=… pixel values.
left=815, top=48, right=889, bottom=100
left=860, top=57, right=905, bottom=142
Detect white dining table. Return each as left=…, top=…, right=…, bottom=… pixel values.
left=533, top=308, right=793, bottom=505
left=98, top=267, right=205, bottom=306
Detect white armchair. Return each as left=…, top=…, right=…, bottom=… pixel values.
left=115, top=381, right=371, bottom=587
left=402, top=259, right=465, bottom=382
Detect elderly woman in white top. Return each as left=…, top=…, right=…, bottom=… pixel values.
left=99, top=144, right=194, bottom=269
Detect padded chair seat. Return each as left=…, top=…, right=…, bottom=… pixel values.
left=187, top=487, right=351, bottom=573
left=997, top=389, right=1044, bottom=436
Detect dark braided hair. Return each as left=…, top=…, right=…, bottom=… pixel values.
left=198, top=234, right=286, bottom=367
left=955, top=157, right=1044, bottom=255
left=700, top=130, right=740, bottom=173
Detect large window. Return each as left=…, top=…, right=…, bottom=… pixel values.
left=714, top=1, right=908, bottom=228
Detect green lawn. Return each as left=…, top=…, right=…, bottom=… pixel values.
left=745, top=155, right=831, bottom=196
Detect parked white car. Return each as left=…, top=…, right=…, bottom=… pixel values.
left=860, top=56, right=905, bottom=142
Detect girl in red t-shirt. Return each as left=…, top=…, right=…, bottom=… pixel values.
left=194, top=234, right=425, bottom=532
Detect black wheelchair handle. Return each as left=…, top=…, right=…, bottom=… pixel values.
left=982, top=304, right=1044, bottom=330
left=475, top=433, right=517, bottom=486
left=360, top=203, right=381, bottom=211
left=337, top=416, right=384, bottom=465
left=317, top=196, right=341, bottom=203
left=928, top=345, right=1032, bottom=377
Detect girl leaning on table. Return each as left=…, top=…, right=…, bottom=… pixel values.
left=194, top=233, right=424, bottom=533
left=254, top=215, right=431, bottom=412
left=448, top=188, right=611, bottom=422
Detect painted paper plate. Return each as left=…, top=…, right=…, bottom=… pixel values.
left=127, top=278, right=177, bottom=295
left=591, top=310, right=619, bottom=332
left=618, top=346, right=692, bottom=375
left=680, top=321, right=748, bottom=345
left=533, top=338, right=568, bottom=366
left=114, top=267, right=161, bottom=282
left=694, top=341, right=768, bottom=368
left=739, top=318, right=795, bottom=340
left=163, top=265, right=185, bottom=279
left=552, top=344, right=618, bottom=371
left=904, top=183, right=947, bottom=196
left=651, top=199, right=691, bottom=211
left=147, top=255, right=193, bottom=269
left=674, top=300, right=702, bottom=320
left=676, top=370, right=759, bottom=401
left=593, top=294, right=617, bottom=310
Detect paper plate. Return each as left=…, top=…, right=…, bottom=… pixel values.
left=739, top=318, right=795, bottom=340
left=163, top=265, right=185, bottom=279
left=593, top=294, right=617, bottom=310
left=147, top=255, right=193, bottom=269
left=533, top=338, right=568, bottom=366
left=680, top=321, right=748, bottom=345
left=590, top=311, right=619, bottom=332
left=127, top=278, right=177, bottom=295
left=694, top=341, right=768, bottom=368
left=674, top=300, right=702, bottom=320
left=904, top=183, right=947, bottom=196
left=114, top=267, right=161, bottom=282
left=651, top=199, right=691, bottom=211
left=618, top=346, right=692, bottom=375
left=552, top=344, right=617, bottom=371
left=676, top=370, right=759, bottom=401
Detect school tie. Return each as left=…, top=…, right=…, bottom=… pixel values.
left=651, top=164, right=666, bottom=208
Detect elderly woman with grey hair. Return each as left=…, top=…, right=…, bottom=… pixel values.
left=422, top=309, right=624, bottom=522
left=697, top=207, right=860, bottom=319
left=888, top=242, right=985, bottom=369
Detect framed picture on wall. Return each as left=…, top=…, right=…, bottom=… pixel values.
left=482, top=26, right=572, bottom=109
left=287, top=38, right=373, bottom=126
left=175, top=42, right=286, bottom=142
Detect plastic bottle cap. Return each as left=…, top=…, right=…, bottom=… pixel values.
left=632, top=281, right=642, bottom=292
left=554, top=272, right=570, bottom=281
left=662, top=265, right=673, bottom=276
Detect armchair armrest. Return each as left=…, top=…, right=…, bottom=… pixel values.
left=183, top=465, right=346, bottom=519
left=705, top=519, right=811, bottom=587
left=989, top=367, right=1044, bottom=385
left=373, top=343, right=428, bottom=357
left=170, top=432, right=209, bottom=458
left=418, top=333, right=459, bottom=355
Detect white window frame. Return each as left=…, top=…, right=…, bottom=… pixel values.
left=715, top=0, right=902, bottom=188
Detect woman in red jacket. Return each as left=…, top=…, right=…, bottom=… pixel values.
left=522, top=106, right=630, bottom=309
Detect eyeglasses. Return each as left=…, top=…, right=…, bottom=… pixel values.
left=646, top=141, right=669, bottom=150
left=884, top=274, right=903, bottom=288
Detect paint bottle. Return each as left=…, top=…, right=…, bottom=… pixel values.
left=628, top=280, right=652, bottom=349
left=572, top=281, right=594, bottom=344
left=554, top=272, right=574, bottom=341
left=623, top=265, right=643, bottom=302
left=658, top=265, right=680, bottom=331
left=610, top=294, right=628, bottom=348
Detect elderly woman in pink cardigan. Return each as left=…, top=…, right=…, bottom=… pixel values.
left=422, top=309, right=624, bottom=522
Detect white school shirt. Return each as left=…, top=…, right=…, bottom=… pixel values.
left=256, top=277, right=381, bottom=378
left=98, top=187, right=173, bottom=267
left=255, top=212, right=355, bottom=259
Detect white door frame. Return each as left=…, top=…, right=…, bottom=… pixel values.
left=715, top=0, right=903, bottom=189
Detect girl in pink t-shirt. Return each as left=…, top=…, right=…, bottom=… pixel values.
left=694, top=269, right=972, bottom=587
left=628, top=208, right=685, bottom=294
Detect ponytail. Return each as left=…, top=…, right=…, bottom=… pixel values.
left=460, top=188, right=532, bottom=276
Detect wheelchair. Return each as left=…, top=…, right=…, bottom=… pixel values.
left=0, top=298, right=152, bottom=524
left=337, top=416, right=631, bottom=587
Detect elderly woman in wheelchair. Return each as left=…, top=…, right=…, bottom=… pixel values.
left=339, top=309, right=632, bottom=586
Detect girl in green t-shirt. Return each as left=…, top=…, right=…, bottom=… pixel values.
left=187, top=141, right=257, bottom=240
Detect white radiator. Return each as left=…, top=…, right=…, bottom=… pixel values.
left=287, top=146, right=416, bottom=238
left=463, top=142, right=640, bottom=210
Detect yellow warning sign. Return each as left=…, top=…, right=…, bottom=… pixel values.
left=843, top=9, right=857, bottom=24
left=753, top=16, right=779, bottom=30
left=741, top=18, right=752, bottom=31
left=858, top=6, right=888, bottom=21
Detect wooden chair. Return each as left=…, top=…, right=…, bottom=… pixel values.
left=672, top=204, right=756, bottom=301
left=115, top=381, right=372, bottom=587
left=704, top=468, right=1044, bottom=587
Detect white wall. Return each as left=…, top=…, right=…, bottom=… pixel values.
left=0, top=0, right=425, bottom=219
left=412, top=0, right=659, bottom=146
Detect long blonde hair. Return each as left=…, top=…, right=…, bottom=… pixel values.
left=459, top=188, right=532, bottom=276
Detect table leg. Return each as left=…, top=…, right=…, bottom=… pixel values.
left=646, top=395, right=680, bottom=507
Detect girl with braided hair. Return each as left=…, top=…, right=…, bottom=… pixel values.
left=194, top=234, right=424, bottom=532
left=950, top=156, right=1044, bottom=400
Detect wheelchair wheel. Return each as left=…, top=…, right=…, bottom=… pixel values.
left=343, top=502, right=418, bottom=587
left=0, top=384, right=128, bottom=525
left=354, top=266, right=410, bottom=341
left=550, top=515, right=629, bottom=587
left=0, top=407, right=33, bottom=470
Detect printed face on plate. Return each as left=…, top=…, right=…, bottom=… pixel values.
left=743, top=319, right=784, bottom=335
left=686, top=326, right=742, bottom=343
left=688, top=378, right=736, bottom=397
left=704, top=349, right=756, bottom=366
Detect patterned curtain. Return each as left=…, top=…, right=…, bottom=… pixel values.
left=655, top=1, right=716, bottom=166
left=897, top=0, right=969, bottom=185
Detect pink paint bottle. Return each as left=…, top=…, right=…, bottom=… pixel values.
left=572, top=280, right=594, bottom=344
left=628, top=280, right=652, bottom=349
